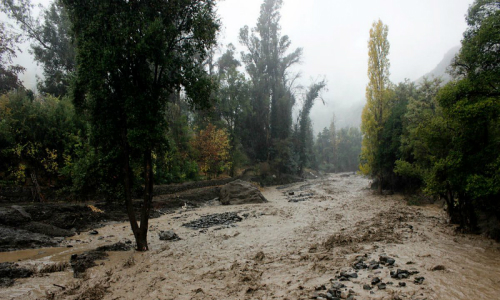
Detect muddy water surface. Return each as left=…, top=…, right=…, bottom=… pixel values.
left=1, top=174, right=499, bottom=300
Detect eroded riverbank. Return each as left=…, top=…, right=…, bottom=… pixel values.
left=1, top=174, right=499, bottom=300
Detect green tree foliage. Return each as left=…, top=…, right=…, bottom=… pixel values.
left=0, top=22, right=24, bottom=94
left=1, top=0, right=75, bottom=96
left=336, top=127, right=362, bottom=172
left=0, top=90, right=85, bottom=185
left=393, top=0, right=500, bottom=232
left=64, top=0, right=219, bottom=250
left=215, top=45, right=251, bottom=176
left=239, top=0, right=302, bottom=162
left=155, top=102, right=200, bottom=184
left=376, top=79, right=418, bottom=190
left=298, top=81, right=326, bottom=173
left=313, top=122, right=362, bottom=173
left=360, top=19, right=392, bottom=193
left=314, top=127, right=335, bottom=172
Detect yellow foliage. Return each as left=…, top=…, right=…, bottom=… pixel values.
left=360, top=19, right=392, bottom=175
left=88, top=205, right=104, bottom=213
left=10, top=163, right=26, bottom=184
left=191, top=123, right=231, bottom=177
left=41, top=148, right=58, bottom=174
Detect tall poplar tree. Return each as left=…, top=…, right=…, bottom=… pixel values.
left=360, top=19, right=392, bottom=193
left=239, top=0, right=302, bottom=162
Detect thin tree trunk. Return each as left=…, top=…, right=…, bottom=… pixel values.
left=121, top=127, right=141, bottom=249
left=137, top=149, right=154, bottom=251
left=378, top=174, right=383, bottom=195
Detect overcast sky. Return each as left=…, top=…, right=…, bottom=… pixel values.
left=14, top=0, right=474, bottom=133
left=217, top=0, right=474, bottom=132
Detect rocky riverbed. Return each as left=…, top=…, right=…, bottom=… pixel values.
left=1, top=174, right=500, bottom=299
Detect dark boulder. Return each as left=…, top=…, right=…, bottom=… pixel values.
left=220, top=180, right=267, bottom=205
left=159, top=230, right=181, bottom=241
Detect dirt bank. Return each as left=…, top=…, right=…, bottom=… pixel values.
left=1, top=174, right=499, bottom=300
left=0, top=185, right=223, bottom=252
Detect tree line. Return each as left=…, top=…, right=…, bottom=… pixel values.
left=360, top=0, right=500, bottom=234
left=0, top=0, right=364, bottom=249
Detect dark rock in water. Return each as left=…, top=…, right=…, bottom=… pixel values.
left=311, top=291, right=326, bottom=299
left=330, top=282, right=345, bottom=289
left=414, top=277, right=425, bottom=284
left=158, top=230, right=181, bottom=241
left=363, top=284, right=372, bottom=290
left=219, top=180, right=267, bottom=205
left=0, top=262, right=33, bottom=279
left=391, top=269, right=410, bottom=279
left=399, top=282, right=406, bottom=287
left=431, top=265, right=445, bottom=271
left=182, top=212, right=242, bottom=229
left=315, top=284, right=327, bottom=291
left=371, top=277, right=381, bottom=285
left=327, top=290, right=340, bottom=299
left=0, top=262, right=33, bottom=287
left=254, top=251, right=265, bottom=261
left=353, top=258, right=368, bottom=270
left=379, top=255, right=395, bottom=265
left=70, top=251, right=108, bottom=278
left=89, top=230, right=99, bottom=235
left=21, top=222, right=75, bottom=237
left=95, top=242, right=133, bottom=251
left=338, top=271, right=358, bottom=280
left=288, top=192, right=295, bottom=196
left=377, top=283, right=386, bottom=290
left=0, top=278, right=14, bottom=288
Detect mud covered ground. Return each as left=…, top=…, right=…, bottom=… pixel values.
left=0, top=185, right=223, bottom=252
left=1, top=174, right=500, bottom=300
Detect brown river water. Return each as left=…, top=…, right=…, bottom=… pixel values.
left=1, top=174, right=499, bottom=300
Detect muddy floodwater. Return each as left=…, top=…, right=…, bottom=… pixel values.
left=1, top=174, right=499, bottom=300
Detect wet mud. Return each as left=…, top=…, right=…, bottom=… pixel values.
left=0, top=174, right=499, bottom=300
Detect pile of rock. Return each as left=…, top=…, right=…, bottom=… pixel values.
left=312, top=281, right=356, bottom=300
left=287, top=192, right=314, bottom=203
left=312, top=253, right=425, bottom=299
left=182, top=212, right=242, bottom=229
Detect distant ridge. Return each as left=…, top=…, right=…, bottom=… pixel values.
left=416, top=45, right=460, bottom=84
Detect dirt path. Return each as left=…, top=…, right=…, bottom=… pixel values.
left=1, top=174, right=500, bottom=300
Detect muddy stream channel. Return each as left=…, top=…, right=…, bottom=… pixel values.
left=1, top=174, right=499, bottom=299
